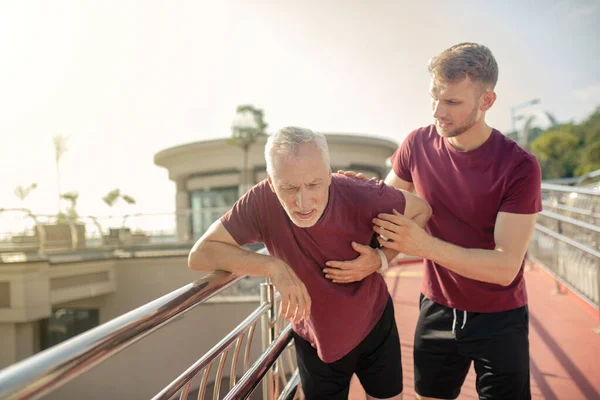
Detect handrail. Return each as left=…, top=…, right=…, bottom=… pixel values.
left=531, top=224, right=600, bottom=312
left=0, top=271, right=243, bottom=400
left=535, top=224, right=600, bottom=259
left=541, top=183, right=600, bottom=196
left=278, top=371, right=301, bottom=400
left=542, top=201, right=600, bottom=219
left=223, top=325, right=294, bottom=400
left=538, top=210, right=600, bottom=234
left=151, top=304, right=270, bottom=400
left=0, top=208, right=46, bottom=255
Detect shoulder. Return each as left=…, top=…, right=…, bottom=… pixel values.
left=493, top=131, right=541, bottom=175
left=249, top=179, right=271, bottom=195
left=237, top=179, right=275, bottom=207
left=402, top=125, right=436, bottom=146
left=332, top=174, right=404, bottom=203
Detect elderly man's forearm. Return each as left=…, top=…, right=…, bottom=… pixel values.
left=188, top=241, right=278, bottom=277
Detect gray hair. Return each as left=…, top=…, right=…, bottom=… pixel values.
left=265, top=126, right=330, bottom=176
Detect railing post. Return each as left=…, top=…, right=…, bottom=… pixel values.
left=553, top=219, right=565, bottom=295
left=260, top=278, right=278, bottom=399
left=595, top=267, right=600, bottom=335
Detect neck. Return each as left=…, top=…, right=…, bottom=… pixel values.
left=447, top=120, right=493, bottom=152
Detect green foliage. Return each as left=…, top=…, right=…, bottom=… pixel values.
left=102, top=189, right=121, bottom=207
left=102, top=189, right=136, bottom=207
left=52, top=134, right=68, bottom=164
left=121, top=194, right=136, bottom=205
left=14, top=183, right=38, bottom=201
left=59, top=191, right=79, bottom=222
left=228, top=104, right=268, bottom=150
left=529, top=106, right=600, bottom=179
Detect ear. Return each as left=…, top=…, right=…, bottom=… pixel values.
left=480, top=91, right=497, bottom=112
left=267, top=175, right=276, bottom=193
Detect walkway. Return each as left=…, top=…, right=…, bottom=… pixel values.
left=348, top=261, right=600, bottom=399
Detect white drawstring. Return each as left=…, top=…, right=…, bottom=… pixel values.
left=451, top=309, right=468, bottom=335
left=452, top=309, right=457, bottom=335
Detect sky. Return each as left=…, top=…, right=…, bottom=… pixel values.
left=0, top=0, right=599, bottom=223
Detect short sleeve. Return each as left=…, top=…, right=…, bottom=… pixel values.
left=220, top=186, right=264, bottom=246
left=499, top=155, right=543, bottom=214
left=390, top=130, right=417, bottom=183
left=367, top=180, right=407, bottom=219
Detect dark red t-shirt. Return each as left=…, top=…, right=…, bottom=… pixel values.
left=221, top=174, right=406, bottom=362
left=391, top=125, right=542, bottom=312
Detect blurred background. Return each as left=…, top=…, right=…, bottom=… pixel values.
left=1, top=0, right=598, bottom=222
left=1, top=2, right=599, bottom=399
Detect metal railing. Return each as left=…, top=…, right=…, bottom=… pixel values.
left=0, top=254, right=301, bottom=399
left=0, top=208, right=230, bottom=257
left=528, top=182, right=600, bottom=331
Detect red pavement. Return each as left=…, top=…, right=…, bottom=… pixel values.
left=348, top=261, right=600, bottom=400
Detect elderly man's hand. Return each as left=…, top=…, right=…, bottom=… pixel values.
left=373, top=209, right=435, bottom=258
left=323, top=242, right=382, bottom=283
left=268, top=262, right=312, bottom=323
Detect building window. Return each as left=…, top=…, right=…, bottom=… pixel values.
left=190, top=186, right=238, bottom=239
left=40, top=308, right=99, bottom=350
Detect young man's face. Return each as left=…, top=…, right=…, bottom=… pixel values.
left=430, top=76, right=487, bottom=138
left=268, top=142, right=332, bottom=228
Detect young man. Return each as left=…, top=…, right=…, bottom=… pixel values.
left=188, top=127, right=431, bottom=399
left=326, top=43, right=542, bottom=399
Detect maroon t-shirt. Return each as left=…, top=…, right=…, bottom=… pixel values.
left=391, top=125, right=542, bottom=312
left=221, top=174, right=406, bottom=362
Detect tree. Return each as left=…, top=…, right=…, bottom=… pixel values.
left=58, top=191, right=79, bottom=223
left=228, top=105, right=268, bottom=195
left=102, top=189, right=136, bottom=207
left=577, top=141, right=600, bottom=176
left=574, top=106, right=600, bottom=175
left=530, top=127, right=579, bottom=179
left=102, top=189, right=136, bottom=232
left=14, top=183, right=38, bottom=202
left=528, top=106, right=600, bottom=179
left=52, top=134, right=68, bottom=213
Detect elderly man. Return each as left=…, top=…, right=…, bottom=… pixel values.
left=188, top=126, right=431, bottom=399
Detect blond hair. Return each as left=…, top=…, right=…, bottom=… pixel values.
left=428, top=43, right=498, bottom=90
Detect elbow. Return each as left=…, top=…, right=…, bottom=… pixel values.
left=188, top=242, right=211, bottom=272
left=497, top=262, right=522, bottom=287
left=415, top=201, right=433, bottom=228
left=423, top=202, right=433, bottom=222
left=497, top=276, right=515, bottom=287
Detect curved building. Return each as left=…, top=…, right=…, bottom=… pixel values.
left=154, top=133, right=398, bottom=240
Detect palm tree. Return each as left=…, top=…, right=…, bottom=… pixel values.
left=228, top=105, right=268, bottom=195
left=14, top=183, right=38, bottom=202
left=102, top=189, right=137, bottom=232
left=102, top=189, right=136, bottom=207
left=60, top=191, right=80, bottom=222
left=53, top=134, right=68, bottom=213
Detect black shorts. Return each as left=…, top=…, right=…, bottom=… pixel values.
left=293, top=296, right=403, bottom=399
left=414, top=294, right=531, bottom=400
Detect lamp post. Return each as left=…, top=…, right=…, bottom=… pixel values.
left=510, top=98, right=540, bottom=146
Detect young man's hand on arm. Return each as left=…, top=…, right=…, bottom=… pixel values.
left=188, top=220, right=311, bottom=321
left=377, top=169, right=539, bottom=286
left=322, top=175, right=432, bottom=284
left=373, top=210, right=537, bottom=286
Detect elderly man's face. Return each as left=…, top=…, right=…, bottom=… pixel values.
left=268, top=142, right=332, bottom=228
